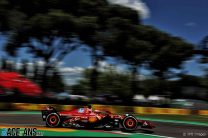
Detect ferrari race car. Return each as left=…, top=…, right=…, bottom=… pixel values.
left=41, top=106, right=155, bottom=132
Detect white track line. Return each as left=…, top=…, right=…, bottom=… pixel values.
left=112, top=131, right=133, bottom=135
left=136, top=132, right=175, bottom=138
left=112, top=131, right=175, bottom=138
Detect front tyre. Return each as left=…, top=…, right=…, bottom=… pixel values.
left=122, top=115, right=138, bottom=131
left=46, top=113, right=61, bottom=127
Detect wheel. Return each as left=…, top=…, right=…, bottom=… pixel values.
left=46, top=113, right=61, bottom=127
left=122, top=115, right=138, bottom=131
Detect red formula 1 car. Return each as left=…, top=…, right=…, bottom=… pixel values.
left=41, top=106, right=155, bottom=132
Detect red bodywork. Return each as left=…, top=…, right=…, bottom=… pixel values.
left=42, top=106, right=155, bottom=130
left=0, top=71, right=42, bottom=96
left=59, top=108, right=124, bottom=124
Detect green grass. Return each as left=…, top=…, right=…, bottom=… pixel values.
left=0, top=111, right=41, bottom=115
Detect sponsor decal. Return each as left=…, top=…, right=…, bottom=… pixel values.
left=143, top=121, right=148, bottom=126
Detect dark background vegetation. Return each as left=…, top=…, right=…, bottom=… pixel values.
left=0, top=0, right=208, bottom=106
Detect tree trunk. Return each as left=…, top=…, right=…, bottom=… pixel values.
left=130, top=65, right=139, bottom=104
left=156, top=71, right=166, bottom=95
left=41, top=64, right=51, bottom=94
left=33, top=61, right=39, bottom=82
left=90, top=48, right=99, bottom=99
left=1, top=58, right=7, bottom=71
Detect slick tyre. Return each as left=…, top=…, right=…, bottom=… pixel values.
left=122, top=115, right=138, bottom=131
left=46, top=113, right=61, bottom=127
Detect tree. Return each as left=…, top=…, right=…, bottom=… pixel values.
left=137, top=25, right=194, bottom=79
left=98, top=19, right=153, bottom=100
left=138, top=26, right=193, bottom=97
left=4, top=10, right=81, bottom=91
left=196, top=36, right=208, bottom=100
left=75, top=1, right=140, bottom=97
left=20, top=59, right=28, bottom=76
left=33, top=61, right=40, bottom=83
left=99, top=23, right=193, bottom=100
left=49, top=67, right=65, bottom=92
left=195, top=35, right=208, bottom=63
left=2, top=0, right=140, bottom=95
left=72, top=67, right=132, bottom=103
left=0, top=57, right=7, bottom=70
left=0, top=0, right=194, bottom=98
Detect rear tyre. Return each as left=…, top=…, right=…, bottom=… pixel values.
left=46, top=113, right=61, bottom=127
left=122, top=115, right=138, bottom=131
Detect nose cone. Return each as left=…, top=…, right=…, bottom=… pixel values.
left=149, top=122, right=156, bottom=128
left=141, top=121, right=156, bottom=129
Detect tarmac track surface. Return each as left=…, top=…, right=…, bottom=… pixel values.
left=0, top=114, right=207, bottom=138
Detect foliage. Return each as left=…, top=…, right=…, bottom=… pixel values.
left=72, top=67, right=132, bottom=101
left=0, top=0, right=194, bottom=96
